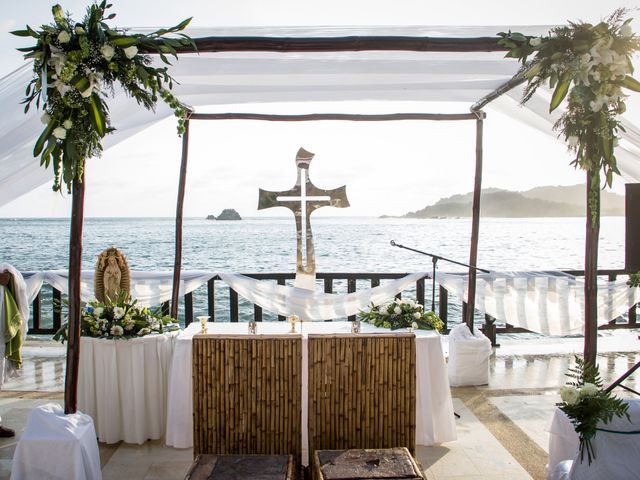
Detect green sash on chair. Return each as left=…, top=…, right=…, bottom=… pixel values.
left=3, top=279, right=23, bottom=369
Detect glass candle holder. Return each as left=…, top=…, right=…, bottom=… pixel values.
left=248, top=320, right=257, bottom=334
left=351, top=319, right=361, bottom=334
left=289, top=314, right=299, bottom=333
left=197, top=316, right=210, bottom=334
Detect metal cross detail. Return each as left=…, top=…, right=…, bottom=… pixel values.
left=258, top=148, right=350, bottom=290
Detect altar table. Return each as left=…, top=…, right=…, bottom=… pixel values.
left=166, top=321, right=457, bottom=462
left=78, top=331, right=179, bottom=444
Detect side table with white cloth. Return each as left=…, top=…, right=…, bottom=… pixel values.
left=166, top=321, right=457, bottom=464
left=548, top=399, right=640, bottom=480
left=78, top=331, right=179, bottom=444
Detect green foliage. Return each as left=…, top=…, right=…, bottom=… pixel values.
left=628, top=271, right=640, bottom=288
left=12, top=1, right=195, bottom=193
left=54, top=291, right=180, bottom=342
left=358, top=298, right=444, bottom=332
left=498, top=9, right=640, bottom=226
left=557, top=356, right=630, bottom=464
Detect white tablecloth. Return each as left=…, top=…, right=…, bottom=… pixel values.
left=165, top=321, right=457, bottom=462
left=548, top=409, right=579, bottom=475
left=11, top=403, right=101, bottom=480
left=78, top=332, right=179, bottom=444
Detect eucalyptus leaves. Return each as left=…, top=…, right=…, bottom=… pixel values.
left=12, top=1, right=194, bottom=192
left=498, top=9, right=640, bottom=221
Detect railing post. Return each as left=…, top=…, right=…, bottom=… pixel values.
left=161, top=301, right=170, bottom=316
left=481, top=314, right=498, bottom=347
left=184, top=292, right=193, bottom=327
left=347, top=278, right=356, bottom=322
left=32, top=292, right=41, bottom=332
left=416, top=278, right=425, bottom=307
left=438, top=286, right=448, bottom=331
left=230, top=288, right=239, bottom=322
left=254, top=305, right=263, bottom=322
left=53, top=287, right=62, bottom=332
left=277, top=279, right=286, bottom=321
left=207, top=279, right=215, bottom=321
left=629, top=304, right=637, bottom=327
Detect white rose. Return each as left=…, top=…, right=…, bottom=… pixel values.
left=580, top=53, right=591, bottom=65
left=621, top=24, right=633, bottom=38
left=580, top=382, right=599, bottom=397
left=567, top=136, right=579, bottom=147
left=110, top=325, right=124, bottom=336
left=413, top=312, right=421, bottom=319
left=123, top=45, right=138, bottom=59
left=113, top=307, right=125, bottom=320
left=560, top=385, right=580, bottom=405
left=100, top=44, right=115, bottom=61
left=394, top=306, right=402, bottom=315
left=75, top=25, right=85, bottom=35
left=93, top=307, right=104, bottom=318
left=529, top=37, right=542, bottom=47
left=63, top=119, right=73, bottom=129
left=124, top=321, right=135, bottom=331
left=52, top=126, right=67, bottom=139
left=57, top=31, right=71, bottom=44
left=138, top=327, right=151, bottom=336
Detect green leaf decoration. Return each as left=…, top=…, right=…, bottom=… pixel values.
left=550, top=75, right=571, bottom=112
left=110, top=36, right=138, bottom=47
left=89, top=94, right=106, bottom=137
left=622, top=75, right=640, bottom=92
left=33, top=120, right=56, bottom=157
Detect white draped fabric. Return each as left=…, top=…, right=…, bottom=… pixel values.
left=2, top=25, right=640, bottom=206
left=12, top=269, right=640, bottom=335
left=218, top=271, right=426, bottom=320
left=437, top=271, right=639, bottom=336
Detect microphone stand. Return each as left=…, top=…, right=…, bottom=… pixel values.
left=390, top=240, right=490, bottom=312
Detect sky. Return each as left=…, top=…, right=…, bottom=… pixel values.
left=0, top=0, right=638, bottom=218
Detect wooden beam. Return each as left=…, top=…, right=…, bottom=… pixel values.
left=465, top=115, right=484, bottom=332
left=189, top=112, right=479, bottom=122
left=64, top=160, right=86, bottom=415
left=174, top=36, right=508, bottom=54
left=584, top=173, right=600, bottom=365
left=471, top=74, right=527, bottom=112
left=171, top=119, right=190, bottom=320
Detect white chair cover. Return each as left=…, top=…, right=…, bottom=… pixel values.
left=447, top=323, right=492, bottom=386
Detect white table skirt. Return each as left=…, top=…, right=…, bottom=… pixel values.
left=166, top=321, right=457, bottom=462
left=78, top=332, right=179, bottom=444
left=548, top=408, right=579, bottom=475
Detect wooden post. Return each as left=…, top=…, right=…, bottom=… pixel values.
left=171, top=119, right=190, bottom=320
left=584, top=172, right=600, bottom=365
left=466, top=114, right=484, bottom=331
left=64, top=160, right=86, bottom=414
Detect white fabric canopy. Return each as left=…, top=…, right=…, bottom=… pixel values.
left=2, top=25, right=639, bottom=206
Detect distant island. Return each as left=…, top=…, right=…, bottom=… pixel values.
left=396, top=184, right=624, bottom=218
left=206, top=209, right=242, bottom=221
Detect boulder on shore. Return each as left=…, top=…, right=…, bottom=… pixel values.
left=207, top=209, right=242, bottom=221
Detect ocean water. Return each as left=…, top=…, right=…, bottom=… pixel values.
left=0, top=216, right=627, bottom=326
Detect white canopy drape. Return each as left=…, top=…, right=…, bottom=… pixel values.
left=2, top=25, right=639, bottom=207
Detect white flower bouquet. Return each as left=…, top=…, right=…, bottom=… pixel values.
left=558, top=356, right=629, bottom=464
left=54, top=294, right=180, bottom=341
left=358, top=298, right=444, bottom=332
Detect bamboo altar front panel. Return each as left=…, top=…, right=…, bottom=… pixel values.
left=308, top=334, right=416, bottom=455
left=192, top=335, right=302, bottom=460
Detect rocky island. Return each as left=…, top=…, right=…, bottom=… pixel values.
left=207, top=209, right=242, bottom=221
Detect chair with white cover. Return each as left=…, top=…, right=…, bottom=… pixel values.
left=548, top=399, right=640, bottom=480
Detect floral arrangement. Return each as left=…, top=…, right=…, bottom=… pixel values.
left=358, top=298, right=444, bottom=332
left=558, top=356, right=629, bottom=464
left=498, top=9, right=640, bottom=223
left=11, top=1, right=194, bottom=192
left=628, top=271, right=640, bottom=288
left=54, top=294, right=180, bottom=342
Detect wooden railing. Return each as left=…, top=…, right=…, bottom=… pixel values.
left=25, top=270, right=638, bottom=345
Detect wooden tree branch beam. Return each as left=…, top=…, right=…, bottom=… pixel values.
left=189, top=112, right=480, bottom=122
left=170, top=36, right=508, bottom=54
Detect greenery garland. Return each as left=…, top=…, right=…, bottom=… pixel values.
left=12, top=1, right=195, bottom=192
left=498, top=9, right=640, bottom=224
left=558, top=356, right=629, bottom=464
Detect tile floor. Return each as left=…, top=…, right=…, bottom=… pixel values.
left=0, top=330, right=638, bottom=480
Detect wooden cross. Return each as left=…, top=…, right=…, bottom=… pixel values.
left=258, top=148, right=349, bottom=290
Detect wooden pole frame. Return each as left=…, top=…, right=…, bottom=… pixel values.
left=584, top=173, right=600, bottom=364
left=170, top=111, right=482, bottom=319
left=64, top=160, right=86, bottom=414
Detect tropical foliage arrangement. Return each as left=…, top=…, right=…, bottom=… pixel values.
left=359, top=298, right=444, bottom=332
left=54, top=294, right=180, bottom=342
left=628, top=271, right=640, bottom=288
left=558, top=356, right=629, bottom=464
left=11, top=1, right=194, bottom=192
left=498, top=9, right=640, bottom=223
